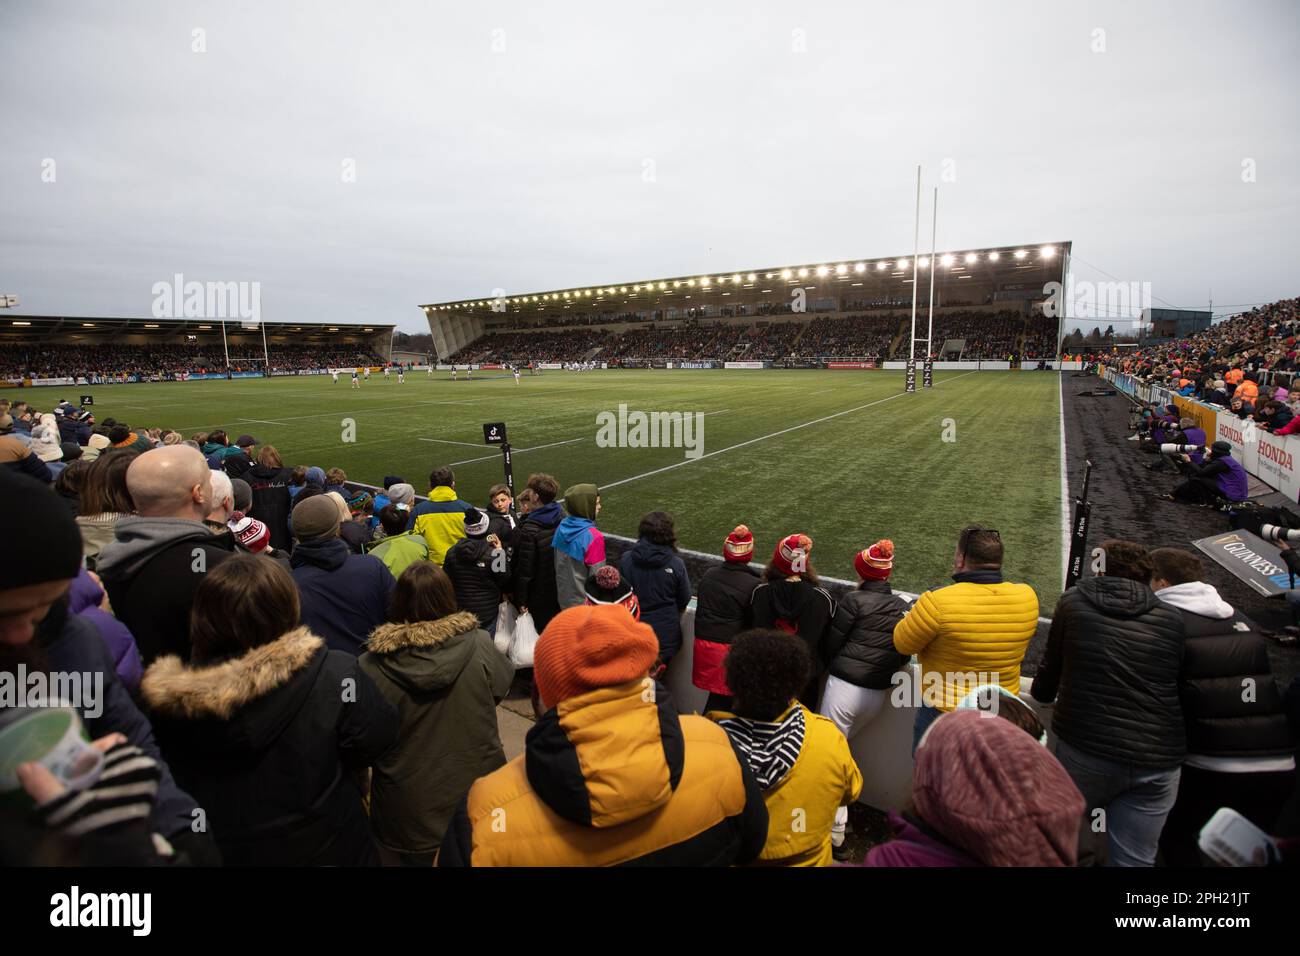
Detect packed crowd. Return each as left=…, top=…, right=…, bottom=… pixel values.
left=2, top=343, right=386, bottom=379
left=463, top=308, right=1054, bottom=365
left=3, top=388, right=1297, bottom=868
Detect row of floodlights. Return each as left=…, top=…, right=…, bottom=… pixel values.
left=426, top=247, right=1057, bottom=310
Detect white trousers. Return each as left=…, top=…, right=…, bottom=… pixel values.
left=819, top=675, right=889, bottom=843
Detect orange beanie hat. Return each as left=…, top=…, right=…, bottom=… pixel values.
left=534, top=604, right=660, bottom=708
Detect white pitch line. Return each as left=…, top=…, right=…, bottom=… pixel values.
left=238, top=418, right=286, bottom=426
left=444, top=437, right=588, bottom=467
left=1058, top=371, right=1071, bottom=588
left=602, top=370, right=978, bottom=491
left=417, top=438, right=484, bottom=447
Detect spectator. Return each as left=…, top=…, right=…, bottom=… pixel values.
left=583, top=565, right=641, bottom=617
left=95, top=446, right=236, bottom=665
left=323, top=467, right=348, bottom=497
left=437, top=604, right=769, bottom=866
left=819, top=539, right=909, bottom=858
left=620, top=511, right=692, bottom=666
left=221, top=434, right=257, bottom=480
left=893, top=524, right=1038, bottom=751
left=443, top=507, right=512, bottom=635
left=751, top=534, right=835, bottom=709
left=692, top=525, right=762, bottom=712
left=245, top=445, right=293, bottom=551
left=1149, top=548, right=1295, bottom=866
left=360, top=562, right=513, bottom=866
left=0, top=469, right=217, bottom=864
left=53, top=457, right=89, bottom=515
left=329, top=491, right=373, bottom=553
left=409, top=466, right=471, bottom=565
left=0, top=426, right=53, bottom=483
left=82, top=432, right=111, bottom=462
left=1031, top=540, right=1186, bottom=867
left=516, top=487, right=538, bottom=517
left=67, top=567, right=143, bottom=694
left=485, top=483, right=516, bottom=549
left=201, top=429, right=238, bottom=466
left=289, top=494, right=395, bottom=655
left=511, top=473, right=563, bottom=632
left=1165, top=440, right=1249, bottom=506
left=863, top=710, right=1085, bottom=867
left=75, top=452, right=137, bottom=567
left=711, top=629, right=862, bottom=866
left=108, top=424, right=152, bottom=456
left=205, top=470, right=236, bottom=532
left=551, top=482, right=606, bottom=611
left=140, top=555, right=398, bottom=866
left=368, top=503, right=430, bottom=578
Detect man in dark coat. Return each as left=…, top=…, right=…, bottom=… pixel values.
left=244, top=452, right=293, bottom=551
left=1150, top=548, right=1295, bottom=865
left=692, top=525, right=762, bottom=712
left=510, top=474, right=563, bottom=633
left=1032, top=539, right=1187, bottom=867
left=95, top=446, right=235, bottom=666
left=289, top=495, right=394, bottom=655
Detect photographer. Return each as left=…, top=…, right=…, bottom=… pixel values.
left=1148, top=417, right=1207, bottom=473
left=1162, top=440, right=1249, bottom=507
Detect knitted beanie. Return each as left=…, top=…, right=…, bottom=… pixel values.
left=228, top=511, right=271, bottom=554
left=0, top=470, right=84, bottom=590
left=292, top=495, right=341, bottom=541
left=583, top=564, right=641, bottom=619
left=723, top=525, right=754, bottom=563
left=771, top=533, right=812, bottom=577
left=854, top=539, right=894, bottom=580
left=534, top=604, right=659, bottom=709
left=464, top=506, right=491, bottom=538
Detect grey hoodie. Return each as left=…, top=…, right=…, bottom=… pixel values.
left=95, top=516, right=216, bottom=581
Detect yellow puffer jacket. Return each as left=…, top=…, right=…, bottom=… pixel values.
left=745, top=705, right=862, bottom=867
left=409, top=486, right=470, bottom=566
left=892, top=579, right=1039, bottom=710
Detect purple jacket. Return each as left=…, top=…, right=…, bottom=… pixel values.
left=68, top=568, right=143, bottom=694
left=862, top=812, right=982, bottom=867
left=1214, top=454, right=1250, bottom=501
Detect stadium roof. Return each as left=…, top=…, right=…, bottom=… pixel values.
left=0, top=316, right=393, bottom=340
left=419, top=241, right=1072, bottom=317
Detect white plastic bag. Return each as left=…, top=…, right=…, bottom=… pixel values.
left=494, top=601, right=517, bottom=655
left=509, top=611, right=540, bottom=668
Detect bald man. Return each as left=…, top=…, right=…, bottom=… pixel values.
left=96, top=446, right=236, bottom=665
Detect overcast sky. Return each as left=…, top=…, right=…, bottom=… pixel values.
left=2, top=0, right=1296, bottom=332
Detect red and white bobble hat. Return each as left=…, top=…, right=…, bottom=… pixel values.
left=854, top=539, right=895, bottom=581
left=771, top=533, right=812, bottom=577
left=723, top=525, right=754, bottom=563
left=228, top=511, right=271, bottom=554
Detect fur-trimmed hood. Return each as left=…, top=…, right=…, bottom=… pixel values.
left=362, top=611, right=484, bottom=693
left=141, top=628, right=327, bottom=751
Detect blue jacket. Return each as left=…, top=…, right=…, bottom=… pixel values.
left=291, top=537, right=395, bottom=654
left=620, top=539, right=692, bottom=661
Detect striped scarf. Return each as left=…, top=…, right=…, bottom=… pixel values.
left=717, top=704, right=806, bottom=790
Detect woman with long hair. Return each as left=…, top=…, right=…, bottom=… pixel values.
left=140, top=555, right=398, bottom=866
left=75, top=452, right=137, bottom=568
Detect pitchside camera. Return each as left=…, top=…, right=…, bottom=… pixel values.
left=1159, top=444, right=1204, bottom=455
left=1260, top=525, right=1300, bottom=545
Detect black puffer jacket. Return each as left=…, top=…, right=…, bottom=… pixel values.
left=823, top=580, right=909, bottom=689
left=1032, top=577, right=1187, bottom=768
left=694, top=562, right=761, bottom=643
left=511, top=503, right=563, bottom=632
left=1171, top=602, right=1293, bottom=759
left=444, top=537, right=512, bottom=631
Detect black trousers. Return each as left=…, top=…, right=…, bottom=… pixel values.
left=1172, top=476, right=1227, bottom=506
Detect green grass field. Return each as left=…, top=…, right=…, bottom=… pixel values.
left=65, top=369, right=1065, bottom=606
